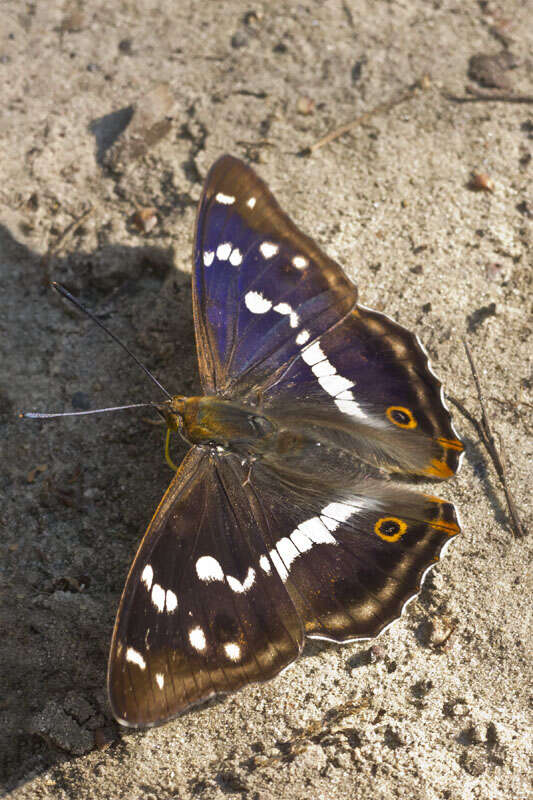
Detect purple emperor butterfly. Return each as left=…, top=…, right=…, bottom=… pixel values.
left=30, top=156, right=464, bottom=728
left=107, top=156, right=463, bottom=727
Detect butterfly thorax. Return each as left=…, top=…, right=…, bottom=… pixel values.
left=159, top=395, right=277, bottom=453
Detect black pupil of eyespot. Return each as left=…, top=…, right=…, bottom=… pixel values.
left=382, top=520, right=400, bottom=535
left=393, top=410, right=410, bottom=424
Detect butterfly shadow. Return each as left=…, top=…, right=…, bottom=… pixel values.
left=1, top=221, right=200, bottom=790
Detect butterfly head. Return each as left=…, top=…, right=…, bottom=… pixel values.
left=154, top=396, right=187, bottom=433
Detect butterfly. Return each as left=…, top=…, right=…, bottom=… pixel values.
left=107, top=155, right=464, bottom=728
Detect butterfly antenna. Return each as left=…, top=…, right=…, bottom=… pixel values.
left=20, top=403, right=156, bottom=420
left=51, top=282, right=171, bottom=399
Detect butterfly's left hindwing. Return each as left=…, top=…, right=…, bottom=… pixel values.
left=108, top=447, right=303, bottom=728
left=259, top=304, right=464, bottom=479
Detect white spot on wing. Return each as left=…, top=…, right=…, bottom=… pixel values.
left=296, top=329, right=310, bottom=345
left=189, top=626, right=206, bottom=651
left=247, top=196, right=256, bottom=209
left=215, top=192, right=235, bottom=204
left=319, top=374, right=353, bottom=396
left=165, top=589, right=178, bottom=612
left=141, top=564, right=153, bottom=591
left=151, top=583, right=165, bottom=613
left=276, top=537, right=300, bottom=568
left=301, top=341, right=326, bottom=366
left=155, top=673, right=165, bottom=689
left=245, top=290, right=272, bottom=314
left=273, top=302, right=300, bottom=328
left=259, top=554, right=271, bottom=574
left=196, top=556, right=224, bottom=582
left=229, top=248, right=243, bottom=266
left=323, top=502, right=353, bottom=521
left=269, top=549, right=289, bottom=582
left=312, top=360, right=336, bottom=378
left=290, top=529, right=314, bottom=553
left=260, top=241, right=279, bottom=259
left=321, top=502, right=354, bottom=530
left=224, top=642, right=241, bottom=661
left=292, top=255, right=308, bottom=269
left=226, top=567, right=256, bottom=593
left=334, top=391, right=368, bottom=419
left=203, top=250, right=214, bottom=267
left=298, top=516, right=336, bottom=545
left=126, top=647, right=146, bottom=669
left=216, top=242, right=232, bottom=261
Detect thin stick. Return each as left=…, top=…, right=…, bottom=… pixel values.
left=301, top=77, right=428, bottom=156
left=450, top=342, right=525, bottom=538
left=48, top=206, right=95, bottom=255
left=443, top=88, right=533, bottom=104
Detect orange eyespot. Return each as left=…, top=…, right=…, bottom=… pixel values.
left=386, top=405, right=417, bottom=429
left=374, top=516, right=408, bottom=542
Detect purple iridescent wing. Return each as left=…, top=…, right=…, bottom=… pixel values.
left=193, top=155, right=356, bottom=396
left=193, top=156, right=463, bottom=479
left=259, top=305, right=464, bottom=479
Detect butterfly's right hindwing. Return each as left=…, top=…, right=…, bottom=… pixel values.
left=239, top=461, right=461, bottom=643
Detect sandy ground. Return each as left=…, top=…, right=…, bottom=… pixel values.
left=1, top=1, right=532, bottom=798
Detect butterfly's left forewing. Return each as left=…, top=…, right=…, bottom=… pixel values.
left=108, top=448, right=303, bottom=728
left=193, top=155, right=357, bottom=395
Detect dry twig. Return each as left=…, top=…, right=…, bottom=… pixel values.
left=47, top=205, right=94, bottom=256
left=300, top=76, right=430, bottom=156
left=443, top=87, right=533, bottom=104
left=450, top=341, right=526, bottom=538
